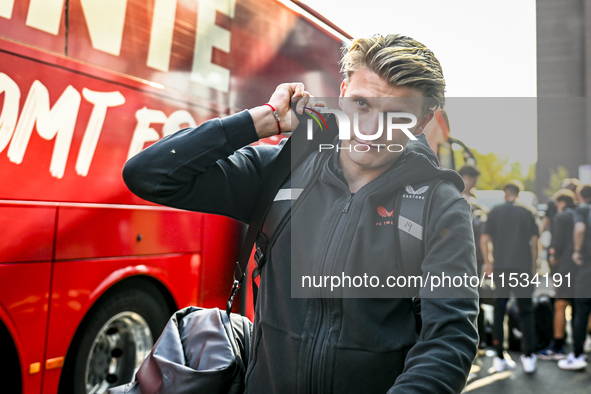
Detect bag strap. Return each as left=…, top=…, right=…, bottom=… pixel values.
left=250, top=151, right=330, bottom=308
left=396, top=179, right=444, bottom=283
left=226, top=137, right=294, bottom=315
left=227, top=112, right=337, bottom=315
left=394, top=178, right=443, bottom=331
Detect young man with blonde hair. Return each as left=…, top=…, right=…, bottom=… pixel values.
left=124, top=34, right=478, bottom=393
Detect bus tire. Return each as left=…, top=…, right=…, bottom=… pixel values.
left=61, top=282, right=171, bottom=394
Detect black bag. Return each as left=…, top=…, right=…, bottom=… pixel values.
left=109, top=307, right=252, bottom=394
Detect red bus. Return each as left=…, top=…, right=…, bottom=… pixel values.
left=0, top=0, right=346, bottom=393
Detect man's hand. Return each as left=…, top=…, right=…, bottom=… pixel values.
left=548, top=247, right=556, bottom=266
left=480, top=233, right=493, bottom=276
left=249, top=83, right=319, bottom=139
left=531, top=235, right=539, bottom=275
left=573, top=222, right=586, bottom=266
left=572, top=250, right=583, bottom=266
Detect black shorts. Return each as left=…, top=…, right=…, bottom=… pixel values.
left=555, top=281, right=575, bottom=299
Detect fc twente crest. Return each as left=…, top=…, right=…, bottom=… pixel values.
left=377, top=206, right=395, bottom=217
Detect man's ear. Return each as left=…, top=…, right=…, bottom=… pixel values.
left=413, top=111, right=435, bottom=135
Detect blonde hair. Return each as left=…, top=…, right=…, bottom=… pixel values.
left=340, top=34, right=446, bottom=110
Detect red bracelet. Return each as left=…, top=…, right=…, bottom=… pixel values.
left=263, top=103, right=281, bottom=135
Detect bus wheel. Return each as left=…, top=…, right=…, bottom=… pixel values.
left=63, top=284, right=171, bottom=394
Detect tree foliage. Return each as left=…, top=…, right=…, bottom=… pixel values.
left=453, top=148, right=536, bottom=191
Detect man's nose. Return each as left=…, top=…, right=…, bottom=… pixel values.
left=354, top=112, right=384, bottom=139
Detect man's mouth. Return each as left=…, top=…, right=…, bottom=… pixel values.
left=353, top=138, right=381, bottom=150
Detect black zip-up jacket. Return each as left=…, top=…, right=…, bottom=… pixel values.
left=123, top=110, right=479, bottom=393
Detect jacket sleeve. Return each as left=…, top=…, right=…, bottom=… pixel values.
left=122, top=110, right=281, bottom=223
left=388, top=184, right=479, bottom=394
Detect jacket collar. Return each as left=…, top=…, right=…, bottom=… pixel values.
left=323, top=133, right=464, bottom=193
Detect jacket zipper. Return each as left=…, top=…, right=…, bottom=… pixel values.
left=308, top=191, right=353, bottom=393
left=305, top=155, right=416, bottom=392
left=342, top=194, right=354, bottom=213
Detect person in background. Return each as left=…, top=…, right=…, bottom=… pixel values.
left=573, top=185, right=591, bottom=354
left=541, top=178, right=579, bottom=234
left=538, top=189, right=577, bottom=360
left=459, top=165, right=488, bottom=349
left=559, top=185, right=591, bottom=370
left=481, top=180, right=539, bottom=373
left=459, top=165, right=480, bottom=202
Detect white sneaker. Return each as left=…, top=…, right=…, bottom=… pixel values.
left=557, top=353, right=588, bottom=371
left=493, top=354, right=516, bottom=372
left=520, top=354, right=537, bottom=373
left=584, top=334, right=591, bottom=353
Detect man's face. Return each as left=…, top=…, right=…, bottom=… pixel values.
left=462, top=175, right=478, bottom=192
left=338, top=68, right=434, bottom=174
left=556, top=199, right=567, bottom=212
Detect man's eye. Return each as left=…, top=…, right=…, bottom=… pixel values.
left=356, top=99, right=367, bottom=107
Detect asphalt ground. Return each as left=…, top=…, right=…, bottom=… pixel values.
left=463, top=349, right=591, bottom=393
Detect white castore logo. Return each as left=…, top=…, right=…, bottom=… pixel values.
left=405, top=185, right=429, bottom=195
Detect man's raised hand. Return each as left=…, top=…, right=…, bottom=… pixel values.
left=250, top=83, right=320, bottom=139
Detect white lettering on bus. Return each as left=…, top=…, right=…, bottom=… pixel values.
left=80, top=0, right=128, bottom=56
left=147, top=0, right=178, bottom=72
left=8, top=81, right=81, bottom=179
left=0, top=73, right=199, bottom=177
left=191, top=0, right=236, bottom=92
left=9, top=0, right=235, bottom=93
left=25, top=0, right=64, bottom=35
left=0, top=0, right=15, bottom=19
left=127, top=108, right=168, bottom=161
left=0, top=73, right=21, bottom=153
left=127, top=108, right=198, bottom=159
left=21, top=0, right=128, bottom=55
left=162, top=110, right=197, bottom=137
left=76, top=89, right=126, bottom=176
